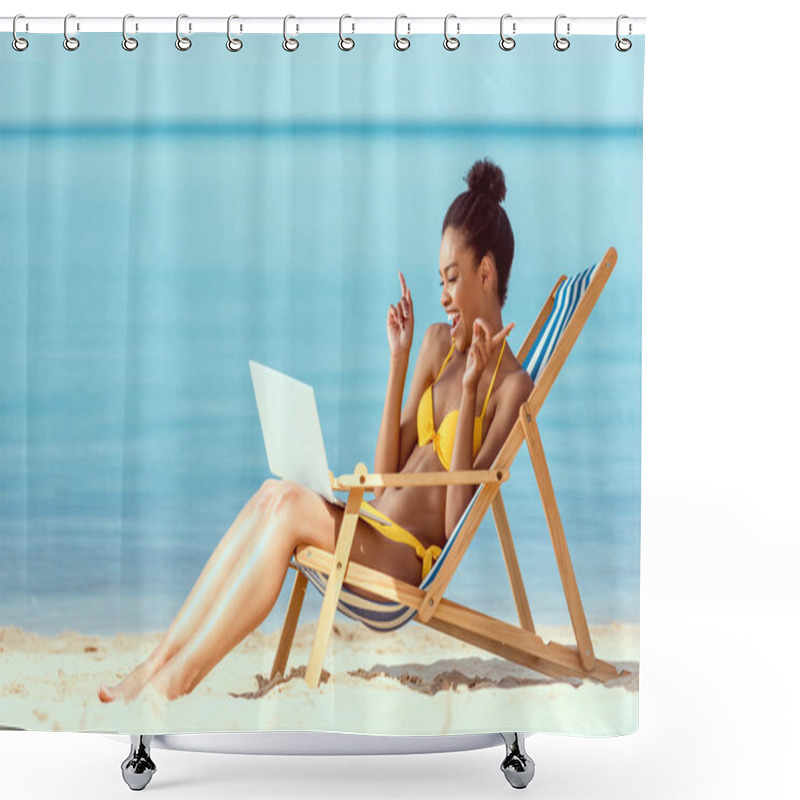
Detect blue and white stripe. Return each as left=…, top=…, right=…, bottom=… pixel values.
left=522, top=263, right=598, bottom=383
left=296, top=484, right=484, bottom=632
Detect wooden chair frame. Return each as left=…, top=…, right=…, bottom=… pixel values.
left=271, top=247, right=626, bottom=689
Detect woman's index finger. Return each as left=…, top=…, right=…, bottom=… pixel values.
left=398, top=270, right=408, bottom=298
left=493, top=322, right=515, bottom=345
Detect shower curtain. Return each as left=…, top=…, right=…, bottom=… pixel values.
left=0, top=27, right=644, bottom=737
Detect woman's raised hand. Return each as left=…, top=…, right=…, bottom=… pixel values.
left=387, top=270, right=414, bottom=359
left=463, top=318, right=514, bottom=392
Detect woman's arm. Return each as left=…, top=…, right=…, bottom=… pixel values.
left=446, top=383, right=479, bottom=536
left=374, top=270, right=415, bottom=495
left=446, top=369, right=532, bottom=538
left=373, top=351, right=409, bottom=488
left=396, top=324, right=445, bottom=471
left=374, top=271, right=434, bottom=500
left=373, top=324, right=439, bottom=499
left=445, top=318, right=521, bottom=538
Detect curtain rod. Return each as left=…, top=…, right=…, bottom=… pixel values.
left=1, top=16, right=646, bottom=36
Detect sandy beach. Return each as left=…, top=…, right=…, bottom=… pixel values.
left=0, top=619, right=638, bottom=737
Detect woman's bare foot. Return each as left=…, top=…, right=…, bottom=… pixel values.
left=145, top=657, right=185, bottom=701
left=98, top=660, right=159, bottom=704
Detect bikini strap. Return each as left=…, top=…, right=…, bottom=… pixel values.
left=434, top=340, right=457, bottom=383
left=480, top=337, right=506, bottom=418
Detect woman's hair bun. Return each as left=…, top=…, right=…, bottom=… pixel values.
left=466, top=158, right=506, bottom=204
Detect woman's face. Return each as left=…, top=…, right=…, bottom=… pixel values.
left=438, top=225, right=491, bottom=351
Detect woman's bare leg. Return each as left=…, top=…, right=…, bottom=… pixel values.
left=142, top=480, right=338, bottom=700
left=98, top=479, right=283, bottom=703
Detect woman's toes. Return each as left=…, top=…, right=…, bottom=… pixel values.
left=97, top=682, right=116, bottom=703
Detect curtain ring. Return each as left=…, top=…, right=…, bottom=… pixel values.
left=499, top=14, right=515, bottom=51
left=394, top=14, right=410, bottom=51
left=283, top=15, right=299, bottom=51
left=339, top=14, right=355, bottom=51
left=12, top=14, right=29, bottom=52
left=63, top=13, right=80, bottom=51
left=443, top=14, right=460, bottom=51
left=553, top=14, right=570, bottom=51
left=175, top=14, right=192, bottom=51
left=227, top=15, right=243, bottom=51
left=615, top=15, right=632, bottom=51
left=122, top=14, right=138, bottom=51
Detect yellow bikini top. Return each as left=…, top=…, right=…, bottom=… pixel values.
left=416, top=336, right=506, bottom=471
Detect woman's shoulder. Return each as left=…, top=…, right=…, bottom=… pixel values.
left=420, top=323, right=454, bottom=366
left=495, top=347, right=534, bottom=408
left=508, top=361, right=534, bottom=395
left=427, top=322, right=454, bottom=350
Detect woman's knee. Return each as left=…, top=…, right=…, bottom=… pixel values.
left=254, top=479, right=342, bottom=553
left=257, top=478, right=303, bottom=521
left=259, top=478, right=281, bottom=494
left=255, top=478, right=281, bottom=510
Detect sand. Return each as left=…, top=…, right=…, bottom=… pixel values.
left=0, top=619, right=638, bottom=737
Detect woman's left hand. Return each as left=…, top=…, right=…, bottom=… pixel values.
left=463, top=318, right=514, bottom=393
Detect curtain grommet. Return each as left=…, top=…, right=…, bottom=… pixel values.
left=283, top=15, right=299, bottom=51
left=394, top=15, right=410, bottom=51
left=226, top=15, right=243, bottom=52
left=553, top=14, right=570, bottom=51
left=339, top=14, right=355, bottom=51
left=63, top=13, right=80, bottom=51
left=175, top=14, right=192, bottom=51
left=444, top=14, right=460, bottom=51
left=12, top=14, right=29, bottom=51
left=499, top=14, right=516, bottom=51
left=122, top=14, right=138, bottom=51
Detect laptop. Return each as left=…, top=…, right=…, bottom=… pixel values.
left=248, top=359, right=385, bottom=523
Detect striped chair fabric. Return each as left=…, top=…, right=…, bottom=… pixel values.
left=522, top=262, right=599, bottom=383
left=295, top=485, right=483, bottom=632
left=297, top=262, right=599, bottom=632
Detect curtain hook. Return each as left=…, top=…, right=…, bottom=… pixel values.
left=122, top=14, right=138, bottom=51
left=63, top=13, right=80, bottom=51
left=227, top=15, right=243, bottom=52
left=283, top=15, right=299, bottom=51
left=444, top=14, right=460, bottom=51
left=553, top=14, right=570, bottom=51
left=176, top=13, right=192, bottom=51
left=12, top=14, right=29, bottom=51
left=616, top=15, right=632, bottom=51
left=339, top=14, right=355, bottom=50
left=500, top=13, right=516, bottom=51
left=394, top=14, right=410, bottom=51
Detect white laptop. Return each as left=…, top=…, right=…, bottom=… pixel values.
left=249, top=359, right=385, bottom=523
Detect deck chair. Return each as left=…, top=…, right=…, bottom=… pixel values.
left=271, top=246, right=626, bottom=689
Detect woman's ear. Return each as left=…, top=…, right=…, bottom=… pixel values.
left=479, top=253, right=496, bottom=293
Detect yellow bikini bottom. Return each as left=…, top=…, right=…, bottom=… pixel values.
left=358, top=499, right=443, bottom=581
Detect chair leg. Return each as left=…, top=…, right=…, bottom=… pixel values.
left=491, top=490, right=536, bottom=633
left=121, top=735, right=156, bottom=790
left=522, top=412, right=596, bottom=672
left=499, top=733, right=535, bottom=789
left=271, top=568, right=308, bottom=679
left=305, top=488, right=363, bottom=689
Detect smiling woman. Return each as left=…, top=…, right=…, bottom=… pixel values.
left=370, top=158, right=529, bottom=546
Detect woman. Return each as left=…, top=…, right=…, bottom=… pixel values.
left=98, top=157, right=534, bottom=704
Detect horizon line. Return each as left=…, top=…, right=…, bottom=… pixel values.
left=0, top=119, right=643, bottom=139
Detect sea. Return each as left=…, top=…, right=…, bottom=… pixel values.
left=1, top=33, right=642, bottom=635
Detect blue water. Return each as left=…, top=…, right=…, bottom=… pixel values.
left=1, top=34, right=642, bottom=635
